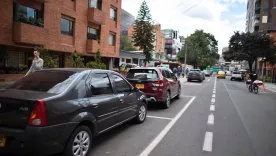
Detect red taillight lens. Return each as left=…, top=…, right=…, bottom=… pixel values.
left=28, top=100, right=47, bottom=126
left=152, top=79, right=163, bottom=87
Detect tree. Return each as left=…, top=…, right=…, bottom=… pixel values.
left=177, top=30, right=219, bottom=69
left=86, top=50, right=106, bottom=69
left=120, top=34, right=137, bottom=51
left=132, top=0, right=155, bottom=65
left=37, top=46, right=58, bottom=68
left=227, top=31, right=276, bottom=72
left=65, top=50, right=85, bottom=68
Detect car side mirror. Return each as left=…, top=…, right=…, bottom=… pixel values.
left=132, top=87, right=140, bottom=92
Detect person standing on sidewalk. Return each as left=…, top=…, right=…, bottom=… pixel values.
left=177, top=66, right=182, bottom=78
left=25, top=48, right=44, bottom=76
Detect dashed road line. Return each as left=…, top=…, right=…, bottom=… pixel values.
left=139, top=97, right=196, bottom=156
left=211, top=98, right=215, bottom=103
left=207, top=113, right=214, bottom=125
left=213, top=91, right=216, bottom=94
left=210, top=105, right=215, bottom=111
left=212, top=94, right=216, bottom=98
left=208, top=79, right=210, bottom=81
left=203, top=132, right=213, bottom=152
left=147, top=116, right=173, bottom=120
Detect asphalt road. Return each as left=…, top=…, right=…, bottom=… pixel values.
left=83, top=76, right=276, bottom=156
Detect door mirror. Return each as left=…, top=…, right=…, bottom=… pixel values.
left=132, top=87, right=140, bottom=92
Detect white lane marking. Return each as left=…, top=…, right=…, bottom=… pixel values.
left=212, top=94, right=216, bottom=98
left=203, top=132, right=213, bottom=152
left=210, top=105, right=215, bottom=111
left=181, top=95, right=195, bottom=98
left=208, top=79, right=210, bottom=81
left=213, top=91, right=216, bottom=94
left=211, top=98, right=215, bottom=103
left=139, top=97, right=196, bottom=156
left=147, top=116, right=173, bottom=120
left=211, top=102, right=215, bottom=105
left=207, top=113, right=214, bottom=125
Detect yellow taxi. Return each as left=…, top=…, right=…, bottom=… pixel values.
left=217, top=71, right=226, bottom=79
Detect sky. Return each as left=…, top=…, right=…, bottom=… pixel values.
left=122, top=0, right=247, bottom=54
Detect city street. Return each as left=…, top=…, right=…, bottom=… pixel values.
left=84, top=76, right=276, bottom=156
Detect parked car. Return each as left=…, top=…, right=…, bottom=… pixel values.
left=187, top=69, right=204, bottom=82
left=217, top=71, right=226, bottom=79
left=239, top=69, right=247, bottom=79
left=126, top=67, right=181, bottom=109
left=231, top=71, right=243, bottom=81
left=0, top=68, right=147, bottom=156
left=226, top=71, right=232, bottom=76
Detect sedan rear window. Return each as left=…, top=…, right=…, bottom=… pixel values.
left=233, top=71, right=241, bottom=74
left=126, top=69, right=159, bottom=80
left=7, top=70, right=79, bottom=93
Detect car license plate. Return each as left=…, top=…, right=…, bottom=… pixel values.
left=0, top=136, right=6, bottom=147
left=136, top=84, right=144, bottom=89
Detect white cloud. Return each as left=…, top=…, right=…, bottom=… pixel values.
left=122, top=0, right=246, bottom=54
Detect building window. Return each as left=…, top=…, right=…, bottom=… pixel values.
left=110, top=7, right=117, bottom=21
left=109, top=33, right=116, bottom=46
left=87, top=26, right=99, bottom=40
left=14, top=4, right=43, bottom=27
left=61, top=18, right=74, bottom=36
left=126, top=59, right=131, bottom=63
left=89, top=0, right=102, bottom=9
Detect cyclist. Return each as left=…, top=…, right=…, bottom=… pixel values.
left=249, top=72, right=258, bottom=90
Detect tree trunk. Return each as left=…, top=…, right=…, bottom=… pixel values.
left=248, top=60, right=253, bottom=73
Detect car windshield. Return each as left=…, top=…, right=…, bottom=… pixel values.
left=126, top=69, right=159, bottom=81
left=7, top=70, right=80, bottom=94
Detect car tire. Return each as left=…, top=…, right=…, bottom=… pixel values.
left=63, top=125, right=92, bottom=156
left=230, top=78, right=233, bottom=81
left=176, top=86, right=181, bottom=99
left=187, top=79, right=190, bottom=82
left=134, top=102, right=147, bottom=124
left=162, top=91, right=171, bottom=109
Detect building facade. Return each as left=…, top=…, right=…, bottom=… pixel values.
left=246, top=0, right=276, bottom=33
left=161, top=29, right=182, bottom=61
left=120, top=9, right=135, bottom=34
left=0, top=0, right=122, bottom=76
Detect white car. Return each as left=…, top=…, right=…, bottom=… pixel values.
left=230, top=71, right=243, bottom=81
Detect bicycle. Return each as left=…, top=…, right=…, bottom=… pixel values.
left=248, top=82, right=259, bottom=94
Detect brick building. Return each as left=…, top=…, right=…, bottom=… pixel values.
left=0, top=0, right=121, bottom=78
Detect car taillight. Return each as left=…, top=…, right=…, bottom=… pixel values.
left=28, top=100, right=47, bottom=126
left=152, top=79, right=163, bottom=87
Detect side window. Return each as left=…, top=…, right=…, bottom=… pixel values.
left=89, top=73, right=113, bottom=96
left=162, top=70, right=167, bottom=78
left=111, top=74, right=131, bottom=93
left=165, top=70, right=172, bottom=78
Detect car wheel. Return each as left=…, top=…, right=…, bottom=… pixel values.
left=163, top=91, right=171, bottom=109
left=176, top=86, right=181, bottom=99
left=134, top=102, right=147, bottom=124
left=63, top=126, right=92, bottom=156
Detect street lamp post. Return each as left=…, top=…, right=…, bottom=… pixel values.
left=184, top=37, right=187, bottom=74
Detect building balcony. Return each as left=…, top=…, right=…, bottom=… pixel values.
left=13, top=22, right=47, bottom=45
left=88, top=8, right=104, bottom=25
left=87, top=40, right=100, bottom=54
left=254, top=20, right=260, bottom=26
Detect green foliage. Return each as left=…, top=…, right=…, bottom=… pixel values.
left=86, top=50, right=106, bottom=69
left=177, top=30, right=219, bottom=69
left=225, top=31, right=276, bottom=72
left=120, top=34, right=137, bottom=51
left=18, top=15, right=44, bottom=27
left=132, top=0, right=155, bottom=65
left=19, top=64, right=28, bottom=74
left=37, top=46, right=58, bottom=69
left=65, top=50, right=85, bottom=68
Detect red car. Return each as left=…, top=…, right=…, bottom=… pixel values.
left=126, top=67, right=181, bottom=108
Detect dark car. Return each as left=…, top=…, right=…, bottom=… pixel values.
left=0, top=69, right=147, bottom=156
left=126, top=67, right=181, bottom=109
left=187, top=69, right=204, bottom=82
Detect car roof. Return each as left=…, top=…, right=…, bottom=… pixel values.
left=40, top=68, right=116, bottom=74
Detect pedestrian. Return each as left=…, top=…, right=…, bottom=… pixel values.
left=185, top=68, right=189, bottom=76
left=25, top=48, right=44, bottom=76
left=177, top=66, right=182, bottom=78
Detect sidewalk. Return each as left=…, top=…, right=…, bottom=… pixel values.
left=264, top=83, right=276, bottom=92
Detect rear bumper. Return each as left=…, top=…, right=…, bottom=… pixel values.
left=0, top=122, right=77, bottom=156
left=145, top=91, right=166, bottom=103
left=187, top=76, right=202, bottom=80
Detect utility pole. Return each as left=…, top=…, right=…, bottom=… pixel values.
left=184, top=37, right=187, bottom=74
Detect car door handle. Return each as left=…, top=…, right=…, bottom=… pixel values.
left=91, top=103, right=98, bottom=108
left=119, top=99, right=124, bottom=103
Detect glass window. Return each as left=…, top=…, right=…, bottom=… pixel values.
left=89, top=0, right=101, bottom=9
left=110, top=7, right=117, bottom=21
left=111, top=74, right=131, bottom=93
left=162, top=70, right=167, bottom=77
left=126, top=59, right=131, bottom=63
left=7, top=71, right=79, bottom=94
left=126, top=69, right=159, bottom=81
left=87, top=26, right=99, bottom=40
left=61, top=18, right=73, bottom=36
left=90, top=73, right=113, bottom=95
left=164, top=70, right=172, bottom=78
left=109, top=33, right=116, bottom=45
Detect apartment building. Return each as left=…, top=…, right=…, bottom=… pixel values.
left=161, top=29, right=182, bottom=61
left=120, top=9, right=135, bottom=34
left=246, top=0, right=276, bottom=33
left=0, top=0, right=121, bottom=76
